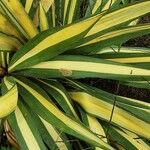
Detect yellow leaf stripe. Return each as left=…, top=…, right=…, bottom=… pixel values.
left=80, top=24, right=150, bottom=47
left=0, top=33, right=22, bottom=51
left=8, top=13, right=103, bottom=72
left=14, top=107, right=41, bottom=150
left=67, top=0, right=77, bottom=24
left=0, top=13, right=23, bottom=40
left=39, top=2, right=49, bottom=31
left=40, top=117, right=68, bottom=150
left=87, top=114, right=108, bottom=150
left=108, top=56, right=150, bottom=63
left=63, top=0, right=70, bottom=25
left=0, top=52, right=6, bottom=68
left=41, top=0, right=54, bottom=12
left=39, top=80, right=78, bottom=119
left=114, top=128, right=150, bottom=150
left=87, top=1, right=150, bottom=37
left=102, top=0, right=117, bottom=11
left=92, top=0, right=102, bottom=14
left=14, top=78, right=113, bottom=150
left=87, top=115, right=107, bottom=143
left=0, top=0, right=38, bottom=39
left=0, top=77, right=18, bottom=118
left=70, top=92, right=150, bottom=139
left=25, top=0, right=33, bottom=13
left=30, top=59, right=150, bottom=76
left=96, top=47, right=150, bottom=54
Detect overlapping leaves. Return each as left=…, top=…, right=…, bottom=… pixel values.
left=0, top=0, right=150, bottom=149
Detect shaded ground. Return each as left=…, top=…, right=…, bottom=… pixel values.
left=81, top=78, right=150, bottom=102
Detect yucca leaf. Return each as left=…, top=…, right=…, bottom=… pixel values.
left=34, top=0, right=62, bottom=28
left=0, top=13, right=24, bottom=41
left=94, top=48, right=150, bottom=61
left=65, top=79, right=150, bottom=110
left=94, top=46, right=150, bottom=55
left=0, top=0, right=149, bottom=149
left=91, top=46, right=150, bottom=69
left=0, top=33, right=22, bottom=52
left=50, top=1, right=56, bottom=27
left=14, top=77, right=113, bottom=150
left=0, top=52, right=6, bottom=68
left=40, top=0, right=54, bottom=12
left=86, top=0, right=103, bottom=16
left=25, top=0, right=39, bottom=20
left=122, top=129, right=150, bottom=149
left=40, top=118, right=71, bottom=150
left=64, top=80, right=150, bottom=135
left=86, top=0, right=122, bottom=17
left=79, top=108, right=109, bottom=150
left=61, top=0, right=70, bottom=25
left=40, top=0, right=60, bottom=28
left=24, top=0, right=33, bottom=13
left=97, top=54, right=150, bottom=65
left=105, top=125, right=150, bottom=150
left=64, top=79, right=150, bottom=138
left=69, top=91, right=150, bottom=139
left=116, top=102, right=150, bottom=123
left=86, top=115, right=107, bottom=144
left=66, top=79, right=150, bottom=113
left=66, top=0, right=81, bottom=24
left=32, top=5, right=40, bottom=27
left=16, top=55, right=150, bottom=81
left=8, top=13, right=104, bottom=72
left=0, top=52, right=11, bottom=68
left=0, top=77, right=18, bottom=119
left=7, top=100, right=46, bottom=150
left=6, top=52, right=10, bottom=66
left=39, top=2, right=49, bottom=31
left=86, top=0, right=150, bottom=39
left=36, top=79, right=78, bottom=119
left=76, top=24, right=150, bottom=53
left=102, top=0, right=119, bottom=11
left=0, top=0, right=38, bottom=39
left=32, top=113, right=71, bottom=150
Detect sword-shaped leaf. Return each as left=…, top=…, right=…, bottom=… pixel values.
left=14, top=77, right=113, bottom=150
left=75, top=24, right=150, bottom=54
left=15, top=55, right=150, bottom=81
left=79, top=107, right=109, bottom=150
left=8, top=13, right=104, bottom=72
left=86, top=0, right=150, bottom=38
left=0, top=0, right=38, bottom=39
left=106, top=125, right=150, bottom=150
left=7, top=100, right=46, bottom=150
left=32, top=113, right=71, bottom=150
left=0, top=77, right=18, bottom=119
left=36, top=79, right=78, bottom=118
left=0, top=33, right=22, bottom=52
left=0, top=13, right=23, bottom=41
left=39, top=2, right=49, bottom=31
left=69, top=91, right=150, bottom=139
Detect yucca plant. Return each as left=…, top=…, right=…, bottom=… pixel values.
left=0, top=0, right=150, bottom=149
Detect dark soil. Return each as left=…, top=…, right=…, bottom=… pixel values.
left=81, top=78, right=150, bottom=102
